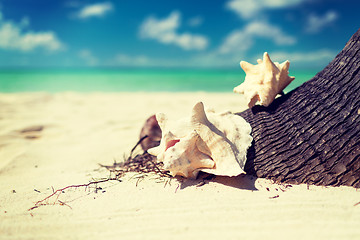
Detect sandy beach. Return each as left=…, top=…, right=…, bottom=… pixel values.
left=0, top=92, right=359, bottom=240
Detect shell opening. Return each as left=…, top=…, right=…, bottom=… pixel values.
left=165, top=139, right=180, bottom=151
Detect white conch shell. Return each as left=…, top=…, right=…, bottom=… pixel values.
left=234, top=52, right=295, bottom=108
left=161, top=130, right=214, bottom=178
left=148, top=102, right=253, bottom=178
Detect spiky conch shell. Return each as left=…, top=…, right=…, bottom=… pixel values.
left=148, top=102, right=253, bottom=178
left=234, top=52, right=295, bottom=108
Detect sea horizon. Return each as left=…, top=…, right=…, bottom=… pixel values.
left=0, top=67, right=319, bottom=93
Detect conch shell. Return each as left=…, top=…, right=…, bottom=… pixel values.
left=234, top=52, right=295, bottom=108
left=148, top=102, right=253, bottom=178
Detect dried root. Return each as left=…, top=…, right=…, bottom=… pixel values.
left=101, top=152, right=172, bottom=179
left=28, top=136, right=172, bottom=212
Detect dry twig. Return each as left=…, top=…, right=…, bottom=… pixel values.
left=29, top=136, right=173, bottom=211
left=101, top=152, right=172, bottom=180
left=28, top=177, right=120, bottom=211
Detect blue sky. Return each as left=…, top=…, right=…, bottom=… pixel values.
left=0, top=0, right=358, bottom=69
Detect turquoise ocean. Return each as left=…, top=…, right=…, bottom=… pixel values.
left=0, top=69, right=318, bottom=93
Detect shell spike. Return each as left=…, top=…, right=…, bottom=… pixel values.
left=280, top=60, right=290, bottom=72
left=263, top=52, right=275, bottom=71
left=240, top=61, right=254, bottom=73
left=191, top=102, right=210, bottom=127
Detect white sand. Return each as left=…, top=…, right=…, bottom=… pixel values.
left=0, top=92, right=359, bottom=240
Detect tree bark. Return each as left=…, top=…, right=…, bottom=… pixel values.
left=238, top=28, right=360, bottom=188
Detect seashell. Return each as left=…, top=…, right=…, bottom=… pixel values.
left=234, top=52, right=295, bottom=108
left=161, top=130, right=215, bottom=178
left=139, top=115, right=162, bottom=151
left=148, top=102, right=253, bottom=178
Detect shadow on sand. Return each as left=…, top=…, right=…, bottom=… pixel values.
left=179, top=172, right=258, bottom=191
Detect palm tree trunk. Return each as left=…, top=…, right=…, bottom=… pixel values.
left=238, top=28, right=360, bottom=187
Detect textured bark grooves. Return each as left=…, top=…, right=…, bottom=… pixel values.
left=238, top=28, right=360, bottom=188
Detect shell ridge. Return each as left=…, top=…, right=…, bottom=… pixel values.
left=193, top=104, right=248, bottom=174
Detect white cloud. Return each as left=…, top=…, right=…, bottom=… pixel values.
left=139, top=11, right=209, bottom=51
left=269, top=49, right=336, bottom=63
left=105, top=48, right=336, bottom=68
left=188, top=16, right=203, bottom=27
left=218, top=21, right=296, bottom=54
left=78, top=49, right=98, bottom=66
left=76, top=2, right=113, bottom=19
left=0, top=13, right=64, bottom=52
left=140, top=11, right=179, bottom=38
left=305, top=11, right=338, bottom=33
left=226, top=0, right=303, bottom=19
